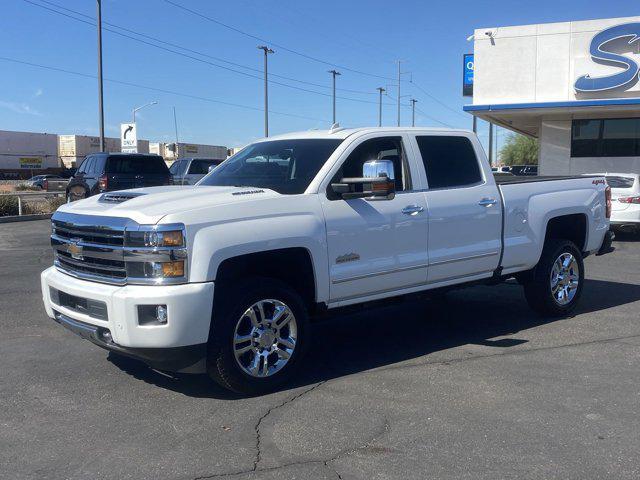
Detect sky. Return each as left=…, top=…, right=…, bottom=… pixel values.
left=0, top=0, right=637, bottom=151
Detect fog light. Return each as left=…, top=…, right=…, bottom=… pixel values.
left=156, top=305, right=168, bottom=324
left=100, top=329, right=113, bottom=343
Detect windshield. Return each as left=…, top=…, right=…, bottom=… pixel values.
left=198, top=138, right=343, bottom=194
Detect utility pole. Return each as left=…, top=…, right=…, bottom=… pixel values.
left=96, top=0, right=105, bottom=152
left=410, top=99, right=418, bottom=127
left=328, top=70, right=341, bottom=124
left=396, top=60, right=402, bottom=126
left=488, top=122, right=494, bottom=166
left=258, top=46, right=274, bottom=137
left=376, top=87, right=385, bottom=127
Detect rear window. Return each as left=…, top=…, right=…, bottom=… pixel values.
left=606, top=176, right=636, bottom=189
left=188, top=159, right=220, bottom=174
left=106, top=156, right=169, bottom=174
left=415, top=136, right=482, bottom=189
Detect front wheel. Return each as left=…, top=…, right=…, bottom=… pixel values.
left=207, top=278, right=309, bottom=395
left=523, top=239, right=584, bottom=316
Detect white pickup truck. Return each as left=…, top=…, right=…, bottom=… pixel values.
left=41, top=127, right=614, bottom=394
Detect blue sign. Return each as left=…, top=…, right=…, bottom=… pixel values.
left=575, top=23, right=640, bottom=93
left=463, top=53, right=474, bottom=96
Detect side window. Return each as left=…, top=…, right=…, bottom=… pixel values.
left=330, top=136, right=409, bottom=197
left=83, top=157, right=95, bottom=175
left=77, top=157, right=89, bottom=174
left=415, top=136, right=482, bottom=189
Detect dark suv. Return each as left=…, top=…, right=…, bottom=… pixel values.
left=66, top=153, right=171, bottom=202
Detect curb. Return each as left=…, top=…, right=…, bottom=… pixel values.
left=0, top=214, right=52, bottom=224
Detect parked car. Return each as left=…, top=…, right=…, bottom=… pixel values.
left=598, top=173, right=639, bottom=233
left=66, top=153, right=171, bottom=202
left=25, top=174, right=63, bottom=189
left=169, top=157, right=225, bottom=185
left=42, top=127, right=613, bottom=394
left=43, top=177, right=69, bottom=192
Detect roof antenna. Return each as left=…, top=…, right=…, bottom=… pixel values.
left=330, top=123, right=342, bottom=133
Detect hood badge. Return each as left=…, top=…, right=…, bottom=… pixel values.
left=232, top=189, right=265, bottom=196
left=67, top=238, right=84, bottom=260
left=336, top=252, right=360, bottom=264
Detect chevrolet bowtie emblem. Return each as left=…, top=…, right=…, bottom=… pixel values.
left=67, top=238, right=84, bottom=260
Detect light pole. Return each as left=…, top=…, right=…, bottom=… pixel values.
left=258, top=45, right=274, bottom=137
left=328, top=70, right=341, bottom=124
left=410, top=99, right=418, bottom=127
left=132, top=101, right=158, bottom=122
left=96, top=0, right=105, bottom=152
left=376, top=87, right=385, bottom=127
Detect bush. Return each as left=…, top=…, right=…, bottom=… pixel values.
left=15, top=184, right=40, bottom=191
left=0, top=196, right=19, bottom=216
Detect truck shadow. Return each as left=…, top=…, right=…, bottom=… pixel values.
left=107, top=278, right=640, bottom=399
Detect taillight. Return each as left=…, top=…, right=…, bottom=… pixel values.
left=98, top=175, right=108, bottom=191
left=605, top=185, right=612, bottom=218
left=618, top=196, right=640, bottom=204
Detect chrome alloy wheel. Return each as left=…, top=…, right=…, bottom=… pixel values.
left=550, top=252, right=580, bottom=306
left=233, top=299, right=298, bottom=378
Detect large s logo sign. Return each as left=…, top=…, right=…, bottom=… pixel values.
left=575, top=23, right=640, bottom=93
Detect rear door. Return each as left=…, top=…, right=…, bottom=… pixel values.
left=411, top=134, right=502, bottom=284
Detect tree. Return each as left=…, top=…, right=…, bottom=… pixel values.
left=499, top=134, right=539, bottom=166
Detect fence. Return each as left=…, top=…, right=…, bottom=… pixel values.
left=0, top=191, right=65, bottom=216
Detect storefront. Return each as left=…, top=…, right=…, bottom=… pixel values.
left=465, top=16, right=640, bottom=175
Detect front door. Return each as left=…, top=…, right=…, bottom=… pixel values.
left=321, top=135, right=429, bottom=303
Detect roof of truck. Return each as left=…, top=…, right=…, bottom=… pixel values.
left=263, top=126, right=472, bottom=141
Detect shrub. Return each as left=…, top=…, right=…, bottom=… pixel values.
left=0, top=196, right=19, bottom=216
left=15, top=184, right=40, bottom=191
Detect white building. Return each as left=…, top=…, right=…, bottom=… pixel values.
left=466, top=16, right=640, bottom=175
left=0, top=130, right=59, bottom=171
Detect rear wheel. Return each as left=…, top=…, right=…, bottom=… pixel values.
left=66, top=187, right=86, bottom=203
left=523, top=239, right=584, bottom=316
left=207, top=277, right=309, bottom=395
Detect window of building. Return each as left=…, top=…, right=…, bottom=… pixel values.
left=415, top=135, right=482, bottom=189
left=571, top=118, right=640, bottom=157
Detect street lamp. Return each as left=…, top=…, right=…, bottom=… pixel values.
left=133, top=101, right=158, bottom=122
left=258, top=46, right=274, bottom=137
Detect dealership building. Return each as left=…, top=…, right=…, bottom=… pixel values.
left=466, top=16, right=640, bottom=175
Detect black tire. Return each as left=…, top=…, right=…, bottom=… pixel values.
left=523, top=239, right=584, bottom=316
left=207, top=277, right=310, bottom=395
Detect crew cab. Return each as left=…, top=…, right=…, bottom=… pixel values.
left=41, top=127, right=614, bottom=394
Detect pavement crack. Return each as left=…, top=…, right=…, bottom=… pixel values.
left=253, top=381, right=326, bottom=471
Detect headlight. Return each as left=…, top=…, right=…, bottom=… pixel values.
left=125, top=229, right=184, bottom=247
left=123, top=224, right=188, bottom=284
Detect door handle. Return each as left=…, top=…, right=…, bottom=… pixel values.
left=478, top=198, right=497, bottom=207
left=402, top=205, right=424, bottom=215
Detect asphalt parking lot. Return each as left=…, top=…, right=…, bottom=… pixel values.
left=1, top=220, right=639, bottom=480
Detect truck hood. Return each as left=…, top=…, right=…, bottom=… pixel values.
left=56, top=186, right=280, bottom=224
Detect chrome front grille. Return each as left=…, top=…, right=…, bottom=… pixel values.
left=51, top=214, right=130, bottom=285
left=50, top=212, right=188, bottom=286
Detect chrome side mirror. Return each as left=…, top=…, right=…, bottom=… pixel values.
left=362, top=159, right=394, bottom=180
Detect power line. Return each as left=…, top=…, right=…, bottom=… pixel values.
left=161, top=0, right=397, bottom=82
left=410, top=80, right=469, bottom=120
left=23, top=0, right=390, bottom=106
left=0, top=55, right=328, bottom=122
left=36, top=0, right=377, bottom=96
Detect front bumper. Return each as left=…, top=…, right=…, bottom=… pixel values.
left=41, top=267, right=214, bottom=372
